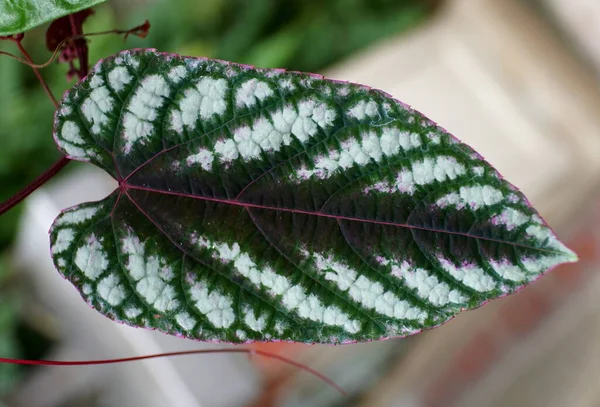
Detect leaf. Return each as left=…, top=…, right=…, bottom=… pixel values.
left=50, top=49, right=577, bottom=344
left=0, top=0, right=105, bottom=36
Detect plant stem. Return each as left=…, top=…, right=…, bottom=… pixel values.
left=15, top=40, right=59, bottom=109
left=0, top=156, right=70, bottom=216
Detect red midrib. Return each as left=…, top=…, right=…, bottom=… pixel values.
left=123, top=183, right=560, bottom=255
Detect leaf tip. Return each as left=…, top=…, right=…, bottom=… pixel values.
left=560, top=244, right=579, bottom=264
left=548, top=239, right=579, bottom=269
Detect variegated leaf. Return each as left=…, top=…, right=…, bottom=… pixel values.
left=0, top=0, right=105, bottom=36
left=50, top=49, right=577, bottom=344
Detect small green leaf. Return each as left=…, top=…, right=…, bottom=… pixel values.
left=0, top=0, right=105, bottom=36
left=50, top=49, right=577, bottom=344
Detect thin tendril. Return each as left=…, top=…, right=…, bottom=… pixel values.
left=0, top=348, right=346, bottom=395
left=0, top=35, right=59, bottom=108
left=0, top=21, right=150, bottom=72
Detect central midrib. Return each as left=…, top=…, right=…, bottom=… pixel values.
left=123, top=183, right=561, bottom=255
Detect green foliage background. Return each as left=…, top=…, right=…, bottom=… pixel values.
left=0, top=0, right=438, bottom=396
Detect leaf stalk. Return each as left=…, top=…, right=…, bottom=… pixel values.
left=0, top=156, right=70, bottom=216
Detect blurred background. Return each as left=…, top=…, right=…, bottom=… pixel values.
left=1, top=0, right=600, bottom=405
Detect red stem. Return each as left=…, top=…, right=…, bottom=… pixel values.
left=0, top=348, right=346, bottom=395
left=0, top=156, right=70, bottom=216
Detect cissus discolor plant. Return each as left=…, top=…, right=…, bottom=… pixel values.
left=48, top=49, right=577, bottom=344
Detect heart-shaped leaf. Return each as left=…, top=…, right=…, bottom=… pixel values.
left=50, top=49, right=577, bottom=344
left=0, top=0, right=105, bottom=36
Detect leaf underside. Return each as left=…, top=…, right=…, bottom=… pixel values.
left=0, top=0, right=105, bottom=36
left=50, top=49, right=577, bottom=344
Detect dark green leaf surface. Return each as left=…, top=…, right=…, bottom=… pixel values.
left=0, top=0, right=105, bottom=36
left=50, top=49, right=577, bottom=344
